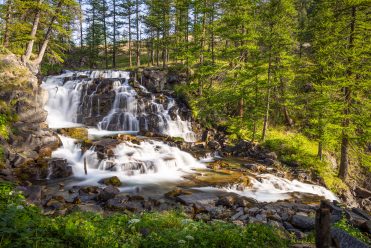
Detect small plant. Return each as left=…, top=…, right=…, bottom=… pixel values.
left=334, top=217, right=371, bottom=245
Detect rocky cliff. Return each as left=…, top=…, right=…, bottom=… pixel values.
left=0, top=53, right=59, bottom=182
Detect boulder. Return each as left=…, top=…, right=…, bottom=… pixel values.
left=216, top=195, right=238, bottom=208
left=331, top=228, right=369, bottom=248
left=48, top=158, right=73, bottom=179
left=22, top=185, right=42, bottom=205
left=96, top=186, right=120, bottom=202
left=290, top=215, right=315, bottom=231
left=106, top=197, right=143, bottom=212
left=176, top=193, right=218, bottom=206
left=99, top=176, right=122, bottom=187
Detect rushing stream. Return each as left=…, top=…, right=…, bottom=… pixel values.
left=42, top=70, right=338, bottom=202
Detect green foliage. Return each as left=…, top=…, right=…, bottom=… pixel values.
left=334, top=216, right=371, bottom=245
left=262, top=129, right=347, bottom=193
left=0, top=183, right=290, bottom=248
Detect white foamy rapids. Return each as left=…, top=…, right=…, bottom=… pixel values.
left=197, top=174, right=338, bottom=202
left=42, top=78, right=87, bottom=128
left=52, top=135, right=205, bottom=186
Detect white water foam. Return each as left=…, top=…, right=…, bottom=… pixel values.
left=195, top=173, right=338, bottom=202
left=52, top=135, right=205, bottom=186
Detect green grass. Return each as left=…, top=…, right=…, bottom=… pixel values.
left=0, top=182, right=290, bottom=248
left=334, top=217, right=371, bottom=245
left=262, top=129, right=347, bottom=193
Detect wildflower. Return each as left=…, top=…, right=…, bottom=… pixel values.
left=178, top=240, right=186, bottom=244
left=128, top=219, right=140, bottom=225
left=185, top=235, right=194, bottom=241
left=16, top=205, right=24, bottom=210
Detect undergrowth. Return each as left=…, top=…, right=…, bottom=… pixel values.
left=262, top=129, right=347, bottom=193
left=0, top=182, right=290, bottom=248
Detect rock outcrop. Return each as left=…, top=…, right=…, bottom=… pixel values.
left=0, top=53, right=59, bottom=182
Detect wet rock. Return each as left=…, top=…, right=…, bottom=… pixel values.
left=96, top=186, right=120, bottom=202
left=106, top=197, right=143, bottom=212
left=246, top=207, right=260, bottom=216
left=48, top=158, right=73, bottom=179
left=207, top=140, right=220, bottom=150
left=177, top=193, right=218, bottom=206
left=79, top=186, right=101, bottom=195
left=99, top=176, right=122, bottom=187
left=231, top=210, right=244, bottom=221
left=93, top=139, right=121, bottom=159
left=236, top=197, right=257, bottom=207
left=290, top=215, right=315, bottom=231
left=216, top=195, right=237, bottom=208
left=164, top=188, right=192, bottom=198
left=331, top=228, right=370, bottom=248
left=21, top=185, right=42, bottom=205
left=45, top=198, right=65, bottom=210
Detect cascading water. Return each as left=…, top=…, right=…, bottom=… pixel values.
left=53, top=135, right=204, bottom=186
left=45, top=70, right=338, bottom=203
left=42, top=70, right=197, bottom=142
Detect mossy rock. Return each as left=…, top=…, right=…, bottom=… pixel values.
left=99, top=176, right=122, bottom=187
left=164, top=188, right=193, bottom=198
left=185, top=169, right=250, bottom=187
left=117, top=134, right=141, bottom=144
left=59, top=128, right=88, bottom=141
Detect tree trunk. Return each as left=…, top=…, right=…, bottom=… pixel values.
left=128, top=7, right=132, bottom=67
left=239, top=98, right=244, bottom=118
left=200, top=2, right=206, bottom=64
left=79, top=0, right=84, bottom=67
left=23, top=0, right=43, bottom=62
left=135, top=0, right=140, bottom=67
left=156, top=29, right=159, bottom=66
left=33, top=0, right=63, bottom=66
left=3, top=0, right=12, bottom=48
left=211, top=2, right=215, bottom=65
left=112, top=0, right=117, bottom=68
left=103, top=0, right=108, bottom=69
left=339, top=6, right=356, bottom=180
left=262, top=52, right=272, bottom=142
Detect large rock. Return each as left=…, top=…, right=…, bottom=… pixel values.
left=176, top=193, right=218, bottom=206
left=290, top=215, right=315, bottom=231
left=48, top=158, right=73, bottom=179
left=99, top=176, right=122, bottom=187
left=96, top=185, right=120, bottom=202
left=331, top=228, right=370, bottom=248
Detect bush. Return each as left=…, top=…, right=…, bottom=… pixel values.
left=0, top=182, right=290, bottom=248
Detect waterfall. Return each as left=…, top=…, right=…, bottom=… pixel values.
left=42, top=70, right=197, bottom=142
left=52, top=135, right=204, bottom=185
left=45, top=70, right=338, bottom=203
